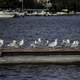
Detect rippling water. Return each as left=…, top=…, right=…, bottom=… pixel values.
left=0, top=16, right=80, bottom=80
left=0, top=64, right=80, bottom=80
left=0, top=16, right=80, bottom=47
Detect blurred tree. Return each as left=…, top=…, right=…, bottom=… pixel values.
left=0, top=0, right=80, bottom=12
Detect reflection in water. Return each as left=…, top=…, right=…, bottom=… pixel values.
left=0, top=64, right=80, bottom=80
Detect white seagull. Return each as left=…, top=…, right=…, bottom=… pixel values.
left=61, top=39, right=70, bottom=47
left=18, top=39, right=24, bottom=47
left=30, top=43, right=37, bottom=48
left=7, top=40, right=18, bottom=48
left=46, top=40, right=49, bottom=44
left=65, top=39, right=70, bottom=47
left=30, top=38, right=42, bottom=48
left=45, top=40, right=49, bottom=46
left=71, top=40, right=79, bottom=48
left=30, top=40, right=38, bottom=48
left=38, top=38, right=41, bottom=43
left=34, top=40, right=38, bottom=44
left=48, top=39, right=58, bottom=48
left=0, top=39, right=4, bottom=48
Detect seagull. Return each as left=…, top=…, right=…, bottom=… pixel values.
left=71, top=40, right=79, bottom=48
left=45, top=40, right=49, bottom=47
left=38, top=38, right=46, bottom=47
left=65, top=39, right=70, bottom=47
left=0, top=39, right=4, bottom=48
left=7, top=40, right=18, bottom=48
left=46, top=40, right=49, bottom=45
left=38, top=38, right=41, bottom=43
left=36, top=38, right=42, bottom=47
left=48, top=39, right=58, bottom=48
left=30, top=43, right=37, bottom=48
left=34, top=40, right=38, bottom=44
left=61, top=39, right=70, bottom=47
left=30, top=38, right=43, bottom=48
left=30, top=40, right=38, bottom=48
left=30, top=41, right=37, bottom=48
left=18, top=39, right=24, bottom=47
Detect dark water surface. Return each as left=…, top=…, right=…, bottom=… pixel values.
left=0, top=64, right=80, bottom=80
left=0, top=16, right=80, bottom=80
left=0, top=16, right=80, bottom=47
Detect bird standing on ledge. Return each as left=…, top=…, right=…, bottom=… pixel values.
left=48, top=39, right=58, bottom=48
left=0, top=39, right=4, bottom=48
left=7, top=40, right=18, bottom=48
left=18, top=39, right=24, bottom=47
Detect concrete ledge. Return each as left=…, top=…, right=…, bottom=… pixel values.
left=0, top=55, right=80, bottom=64
left=0, top=48, right=80, bottom=64
left=0, top=48, right=80, bottom=56
left=1, top=48, right=80, bottom=52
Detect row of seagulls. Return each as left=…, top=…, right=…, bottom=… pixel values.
left=7, top=39, right=24, bottom=48
left=30, top=38, right=50, bottom=48
left=0, top=38, right=80, bottom=48
left=7, top=40, right=18, bottom=48
left=48, top=39, right=80, bottom=48
left=61, top=39, right=79, bottom=48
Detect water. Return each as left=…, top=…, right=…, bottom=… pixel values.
left=0, top=64, right=80, bottom=80
left=0, top=16, right=80, bottom=80
left=0, top=16, right=80, bottom=47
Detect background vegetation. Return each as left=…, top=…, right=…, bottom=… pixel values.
left=50, top=0, right=80, bottom=12
left=0, top=0, right=80, bottom=12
